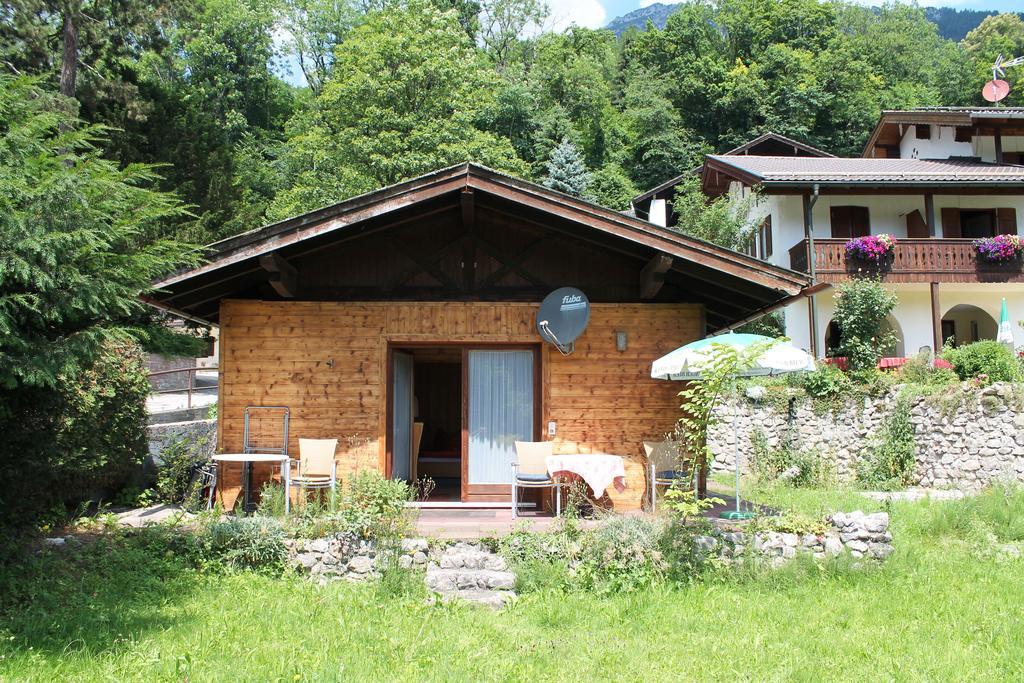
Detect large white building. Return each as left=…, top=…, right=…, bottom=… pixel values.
left=633, top=109, right=1024, bottom=358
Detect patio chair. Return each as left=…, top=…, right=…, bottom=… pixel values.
left=644, top=440, right=692, bottom=513
left=288, top=438, right=339, bottom=506
left=512, top=441, right=561, bottom=519
left=197, top=461, right=218, bottom=511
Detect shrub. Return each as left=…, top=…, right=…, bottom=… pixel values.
left=896, top=354, right=959, bottom=387
left=831, top=278, right=898, bottom=370
left=342, top=471, right=415, bottom=540
left=577, top=516, right=667, bottom=593
left=802, top=364, right=853, bottom=400
left=857, top=395, right=917, bottom=490
left=155, top=434, right=215, bottom=508
left=202, top=517, right=287, bottom=573
left=0, top=342, right=150, bottom=548
left=941, top=340, right=1021, bottom=384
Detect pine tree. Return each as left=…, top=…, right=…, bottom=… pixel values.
left=0, top=75, right=197, bottom=389
left=542, top=138, right=592, bottom=198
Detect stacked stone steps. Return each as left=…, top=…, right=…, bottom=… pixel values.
left=424, top=543, right=516, bottom=609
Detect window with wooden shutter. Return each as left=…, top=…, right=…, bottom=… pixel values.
left=915, top=125, right=931, bottom=140
left=997, top=208, right=1018, bottom=235
left=830, top=206, right=870, bottom=238
left=941, top=207, right=962, bottom=238
left=906, top=209, right=928, bottom=238
left=759, top=216, right=773, bottom=259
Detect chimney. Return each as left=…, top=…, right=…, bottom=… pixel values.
left=649, top=199, right=667, bottom=227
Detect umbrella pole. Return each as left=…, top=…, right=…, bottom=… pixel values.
left=722, top=376, right=754, bottom=520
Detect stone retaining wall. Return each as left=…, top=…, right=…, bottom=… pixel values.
left=287, top=510, right=894, bottom=585
left=146, top=419, right=217, bottom=462
left=699, top=510, right=893, bottom=567
left=708, top=382, right=1024, bottom=490
left=286, top=535, right=437, bottom=582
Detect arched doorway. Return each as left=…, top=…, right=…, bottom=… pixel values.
left=824, top=315, right=905, bottom=358
left=941, top=304, right=997, bottom=347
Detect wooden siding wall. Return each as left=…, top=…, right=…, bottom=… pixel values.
left=217, top=300, right=702, bottom=511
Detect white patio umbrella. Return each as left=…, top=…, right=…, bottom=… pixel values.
left=651, top=332, right=815, bottom=519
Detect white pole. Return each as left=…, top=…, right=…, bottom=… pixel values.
left=733, top=376, right=741, bottom=514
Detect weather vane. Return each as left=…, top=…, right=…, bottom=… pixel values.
left=984, top=54, right=1024, bottom=104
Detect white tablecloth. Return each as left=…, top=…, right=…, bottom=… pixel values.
left=546, top=453, right=627, bottom=499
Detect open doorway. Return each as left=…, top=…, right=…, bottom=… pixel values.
left=390, top=346, right=463, bottom=502
left=389, top=344, right=539, bottom=504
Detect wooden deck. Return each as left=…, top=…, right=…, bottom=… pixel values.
left=789, top=237, right=1024, bottom=284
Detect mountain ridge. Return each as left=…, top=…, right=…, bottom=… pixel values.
left=605, top=4, right=1023, bottom=42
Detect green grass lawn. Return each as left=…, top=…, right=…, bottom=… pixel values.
left=3, top=487, right=1024, bottom=682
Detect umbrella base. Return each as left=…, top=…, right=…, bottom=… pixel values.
left=720, top=510, right=756, bottom=520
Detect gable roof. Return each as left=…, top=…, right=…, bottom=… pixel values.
left=863, top=108, right=1024, bottom=158
left=150, top=163, right=809, bottom=325
left=631, top=132, right=834, bottom=208
left=704, top=155, right=1024, bottom=189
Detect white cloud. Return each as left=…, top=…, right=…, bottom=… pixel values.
left=546, top=0, right=608, bottom=31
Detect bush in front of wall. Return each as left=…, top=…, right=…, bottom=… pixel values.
left=0, top=342, right=150, bottom=552
left=576, top=516, right=669, bottom=593
left=202, top=517, right=287, bottom=573
left=155, top=434, right=215, bottom=509
left=857, top=395, right=917, bottom=491
left=941, top=340, right=1022, bottom=384
left=801, top=364, right=853, bottom=401
left=831, top=278, right=898, bottom=370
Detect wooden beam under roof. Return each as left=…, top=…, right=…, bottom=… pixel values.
left=639, top=253, right=673, bottom=299
left=258, top=252, right=298, bottom=298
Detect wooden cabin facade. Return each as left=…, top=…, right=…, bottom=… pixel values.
left=152, top=164, right=809, bottom=511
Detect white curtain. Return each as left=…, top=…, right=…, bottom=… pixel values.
left=468, top=350, right=534, bottom=484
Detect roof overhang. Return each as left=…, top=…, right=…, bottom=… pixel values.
left=632, top=132, right=834, bottom=210
left=150, top=163, right=810, bottom=326
left=863, top=109, right=1024, bottom=158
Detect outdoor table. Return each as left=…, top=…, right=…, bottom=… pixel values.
left=212, top=453, right=290, bottom=513
left=545, top=453, right=627, bottom=500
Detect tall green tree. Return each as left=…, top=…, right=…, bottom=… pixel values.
left=0, top=75, right=197, bottom=388
left=963, top=13, right=1024, bottom=107
left=269, top=1, right=526, bottom=219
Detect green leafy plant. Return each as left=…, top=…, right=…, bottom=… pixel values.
left=802, top=364, right=853, bottom=400
left=576, top=516, right=668, bottom=593
left=676, top=339, right=778, bottom=483
left=201, top=517, right=287, bottom=573
left=663, top=487, right=724, bottom=518
left=942, top=340, right=1021, bottom=384
left=154, top=434, right=215, bottom=509
left=831, top=278, right=898, bottom=370
left=751, top=429, right=830, bottom=488
left=857, top=395, right=917, bottom=490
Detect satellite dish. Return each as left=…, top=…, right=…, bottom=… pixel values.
left=983, top=79, right=1010, bottom=103
left=536, top=287, right=590, bottom=355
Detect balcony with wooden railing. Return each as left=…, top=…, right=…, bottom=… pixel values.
left=788, top=238, right=1024, bottom=284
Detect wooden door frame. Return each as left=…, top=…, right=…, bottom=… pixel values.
left=385, top=341, right=542, bottom=503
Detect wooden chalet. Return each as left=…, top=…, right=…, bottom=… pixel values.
left=150, top=164, right=810, bottom=511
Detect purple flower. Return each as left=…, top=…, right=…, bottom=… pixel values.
left=845, top=234, right=896, bottom=264
left=973, top=235, right=1023, bottom=263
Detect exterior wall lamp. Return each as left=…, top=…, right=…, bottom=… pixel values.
left=615, top=330, right=628, bottom=352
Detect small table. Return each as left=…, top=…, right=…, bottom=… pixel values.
left=546, top=453, right=627, bottom=500
left=213, top=453, right=291, bottom=513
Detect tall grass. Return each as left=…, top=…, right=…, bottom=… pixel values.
left=3, top=486, right=1024, bottom=680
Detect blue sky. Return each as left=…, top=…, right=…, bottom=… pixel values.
left=543, top=0, right=1022, bottom=30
